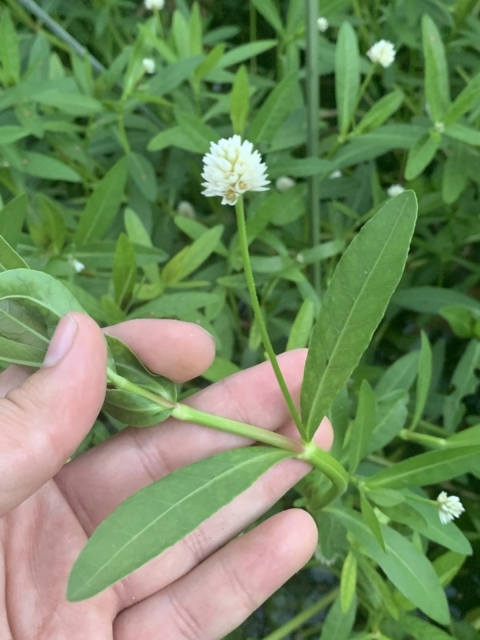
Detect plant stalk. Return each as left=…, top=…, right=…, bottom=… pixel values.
left=234, top=198, right=304, bottom=434
left=305, top=0, right=321, bottom=295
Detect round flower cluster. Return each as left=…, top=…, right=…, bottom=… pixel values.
left=201, top=135, right=270, bottom=206
left=367, top=40, right=396, bottom=68
left=387, top=184, right=405, bottom=197
left=436, top=492, right=465, bottom=525
left=145, top=0, right=165, bottom=9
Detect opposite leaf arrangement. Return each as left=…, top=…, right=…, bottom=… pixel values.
left=0, top=139, right=472, bottom=625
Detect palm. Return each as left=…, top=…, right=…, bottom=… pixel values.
left=0, top=318, right=331, bottom=639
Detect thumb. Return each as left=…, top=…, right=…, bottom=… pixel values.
left=0, top=312, right=107, bottom=517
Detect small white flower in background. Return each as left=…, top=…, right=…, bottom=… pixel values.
left=176, top=200, right=196, bottom=219
left=367, top=40, right=396, bottom=68
left=387, top=184, right=405, bottom=197
left=275, top=176, right=296, bottom=192
left=317, top=17, right=329, bottom=33
left=145, top=0, right=165, bottom=9
left=329, top=169, right=343, bottom=179
left=142, top=58, right=156, bottom=74
left=296, top=253, right=305, bottom=264
left=435, top=121, right=445, bottom=133
left=68, top=257, right=85, bottom=273
left=436, top=491, right=465, bottom=525
left=201, top=135, right=270, bottom=206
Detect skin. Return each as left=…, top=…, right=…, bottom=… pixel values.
left=0, top=314, right=333, bottom=640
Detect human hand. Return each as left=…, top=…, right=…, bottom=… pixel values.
left=0, top=313, right=332, bottom=640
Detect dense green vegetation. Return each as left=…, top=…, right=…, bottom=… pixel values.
left=1, top=0, right=480, bottom=637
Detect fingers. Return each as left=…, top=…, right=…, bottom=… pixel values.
left=57, top=350, right=319, bottom=533
left=0, top=313, right=107, bottom=516
left=104, top=319, right=216, bottom=383
left=113, top=509, right=318, bottom=640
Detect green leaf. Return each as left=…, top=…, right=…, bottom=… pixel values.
left=248, top=72, right=299, bottom=144
left=444, top=73, right=480, bottom=125
left=113, top=234, right=136, bottom=309
left=195, top=44, right=225, bottom=79
left=216, top=41, right=277, bottom=69
left=174, top=108, right=219, bottom=154
left=230, top=65, right=250, bottom=135
left=301, top=191, right=418, bottom=441
left=36, top=194, right=66, bottom=254
left=162, top=225, right=224, bottom=286
left=335, top=22, right=360, bottom=136
left=74, top=158, right=127, bottom=245
left=286, top=298, right=314, bottom=351
left=433, top=551, right=466, bottom=587
left=442, top=142, right=468, bottom=204
left=104, top=336, right=176, bottom=427
left=0, top=125, right=29, bottom=145
left=354, top=90, right=404, bottom=135
left=399, top=614, right=455, bottom=640
left=0, top=194, right=27, bottom=245
left=124, top=208, right=161, bottom=286
left=360, top=492, right=385, bottom=551
left=251, top=0, right=284, bottom=34
left=319, top=595, right=356, bottom=640
left=67, top=447, right=293, bottom=601
left=375, top=351, right=419, bottom=400
left=20, top=152, right=81, bottom=182
left=409, top=331, right=432, bottom=431
left=36, top=91, right=102, bottom=116
left=422, top=14, right=451, bottom=121
left=366, top=445, right=480, bottom=490
left=0, top=10, right=20, bottom=85
left=393, top=286, right=480, bottom=314
left=0, top=236, right=29, bottom=272
left=349, top=379, right=376, bottom=472
left=127, top=152, right=157, bottom=202
left=129, top=291, right=223, bottom=320
left=330, top=508, right=450, bottom=624
left=444, top=339, right=480, bottom=432
left=444, top=122, right=480, bottom=145
left=405, top=131, right=441, bottom=180
left=367, top=391, right=409, bottom=453
left=143, top=55, right=202, bottom=95
left=340, top=552, right=357, bottom=613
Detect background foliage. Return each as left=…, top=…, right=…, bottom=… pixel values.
left=0, top=0, right=480, bottom=637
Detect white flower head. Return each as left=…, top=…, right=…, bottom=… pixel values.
left=68, top=257, right=85, bottom=273
left=435, top=121, right=445, bottom=133
left=329, top=169, right=343, bottom=179
left=142, top=58, right=156, bottom=74
left=367, top=40, right=396, bottom=68
left=436, top=492, right=465, bottom=525
left=387, top=184, right=405, bottom=197
left=317, top=17, right=329, bottom=33
left=176, top=200, right=196, bottom=219
left=201, top=135, right=270, bottom=206
left=145, top=0, right=165, bottom=9
left=275, top=176, right=296, bottom=192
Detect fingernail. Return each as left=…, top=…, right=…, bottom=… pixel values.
left=43, top=314, right=78, bottom=367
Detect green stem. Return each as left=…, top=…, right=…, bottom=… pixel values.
left=234, top=198, right=304, bottom=433
left=261, top=589, right=339, bottom=640
left=341, top=66, right=376, bottom=139
left=399, top=429, right=447, bottom=449
left=305, top=0, right=321, bottom=295
left=107, top=367, right=348, bottom=503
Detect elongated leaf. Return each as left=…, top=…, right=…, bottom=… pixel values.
left=216, top=41, right=277, bottom=69
left=409, top=500, right=472, bottom=555
left=0, top=10, right=20, bottom=85
left=0, top=236, right=28, bottom=272
left=375, top=351, right=419, bottom=400
left=230, top=65, right=249, bottom=135
left=444, top=72, right=480, bottom=125
left=422, top=15, right=450, bottom=121
left=67, top=447, right=293, bottom=601
left=444, top=339, right=480, bottom=432
left=340, top=552, right=357, bottom=613
left=319, top=595, right=356, bottom=640
left=335, top=22, right=360, bottom=136
left=21, top=152, right=81, bottom=182
left=174, top=108, right=218, bottom=154
left=442, top=142, right=468, bottom=204
left=162, top=225, right=224, bottom=286
left=74, top=158, right=127, bottom=245
left=301, top=191, right=418, bottom=440
left=113, top=233, right=136, bottom=309
left=330, top=508, right=449, bottom=624
left=360, top=493, right=385, bottom=551
left=410, top=331, right=432, bottom=430
left=286, top=298, right=314, bottom=351
left=393, top=286, right=480, bottom=314
left=0, top=194, right=27, bottom=244
left=354, top=90, right=404, bottom=135
left=248, top=72, right=298, bottom=144
left=399, top=614, right=455, bottom=640
left=366, top=445, right=480, bottom=490
left=405, top=131, right=440, bottom=180
left=251, top=0, right=284, bottom=34
left=349, top=379, right=376, bottom=472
